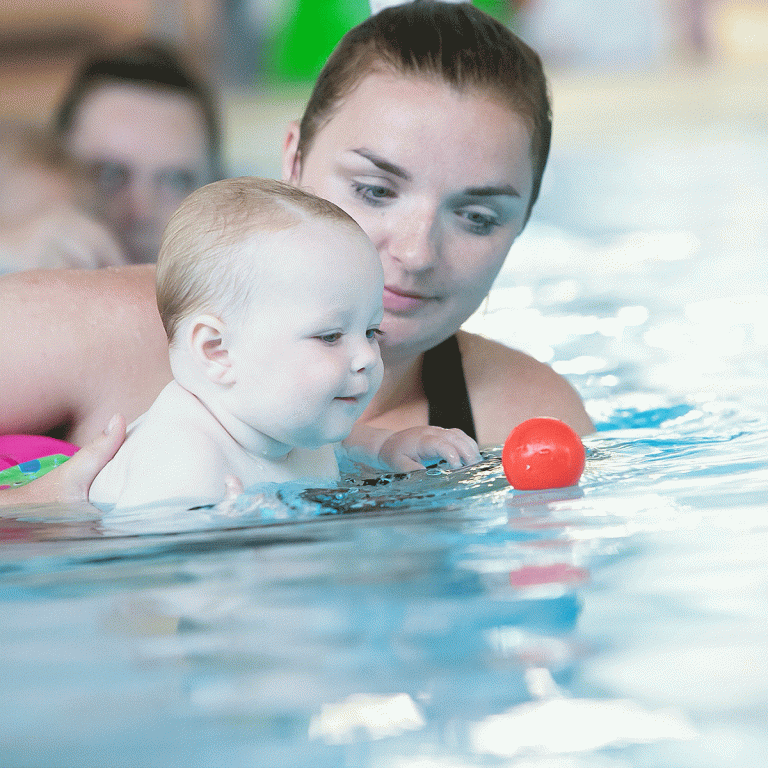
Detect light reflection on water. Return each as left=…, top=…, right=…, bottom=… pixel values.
left=2, top=403, right=766, bottom=767
left=2, top=126, right=767, bottom=766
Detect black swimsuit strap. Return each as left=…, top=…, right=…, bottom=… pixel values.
left=421, top=335, right=477, bottom=440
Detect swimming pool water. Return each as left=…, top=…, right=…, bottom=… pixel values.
left=1, top=89, right=767, bottom=767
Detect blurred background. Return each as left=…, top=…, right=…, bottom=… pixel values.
left=2, top=0, right=767, bottom=179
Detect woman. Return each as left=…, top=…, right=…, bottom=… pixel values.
left=0, top=1, right=593, bottom=506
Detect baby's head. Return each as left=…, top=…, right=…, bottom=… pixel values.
left=156, top=177, right=384, bottom=449
left=157, top=177, right=355, bottom=339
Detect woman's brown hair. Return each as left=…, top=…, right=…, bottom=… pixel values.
left=297, top=1, right=552, bottom=221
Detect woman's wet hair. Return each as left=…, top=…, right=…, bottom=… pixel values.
left=297, top=0, right=552, bottom=220
left=54, top=40, right=222, bottom=181
left=156, top=177, right=359, bottom=342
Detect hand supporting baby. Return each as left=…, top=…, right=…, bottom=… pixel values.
left=0, top=414, right=126, bottom=508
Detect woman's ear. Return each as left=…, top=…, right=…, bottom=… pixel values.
left=188, top=314, right=236, bottom=385
left=282, top=121, right=302, bottom=184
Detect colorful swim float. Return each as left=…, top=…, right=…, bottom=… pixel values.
left=0, top=435, right=79, bottom=489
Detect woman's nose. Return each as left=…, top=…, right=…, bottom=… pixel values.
left=385, top=205, right=439, bottom=272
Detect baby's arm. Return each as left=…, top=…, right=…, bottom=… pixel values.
left=342, top=424, right=480, bottom=473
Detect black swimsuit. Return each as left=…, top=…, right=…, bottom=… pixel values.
left=421, top=335, right=477, bottom=440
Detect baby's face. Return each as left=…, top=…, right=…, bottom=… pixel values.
left=226, top=219, right=384, bottom=449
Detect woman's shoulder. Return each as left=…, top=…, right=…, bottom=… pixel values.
left=456, top=330, right=595, bottom=443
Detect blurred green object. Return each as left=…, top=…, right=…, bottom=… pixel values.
left=475, top=0, right=511, bottom=22
left=263, top=0, right=368, bottom=83
left=261, top=0, right=516, bottom=84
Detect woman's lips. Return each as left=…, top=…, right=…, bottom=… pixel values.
left=383, top=286, right=432, bottom=313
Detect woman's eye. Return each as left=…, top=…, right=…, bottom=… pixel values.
left=352, top=182, right=395, bottom=205
left=318, top=332, right=342, bottom=344
left=366, top=327, right=384, bottom=341
left=458, top=209, right=499, bottom=235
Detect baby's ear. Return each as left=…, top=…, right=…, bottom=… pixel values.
left=189, top=314, right=236, bottom=385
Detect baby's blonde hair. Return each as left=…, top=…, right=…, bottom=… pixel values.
left=156, top=177, right=359, bottom=341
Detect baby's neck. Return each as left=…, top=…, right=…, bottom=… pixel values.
left=204, top=396, right=339, bottom=483
left=169, top=354, right=294, bottom=462
left=202, top=396, right=293, bottom=462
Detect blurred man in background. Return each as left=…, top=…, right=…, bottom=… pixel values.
left=54, top=41, right=223, bottom=264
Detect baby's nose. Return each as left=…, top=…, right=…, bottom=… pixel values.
left=351, top=338, right=380, bottom=373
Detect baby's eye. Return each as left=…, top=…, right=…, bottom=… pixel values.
left=366, top=327, right=384, bottom=341
left=317, top=332, right=342, bottom=344
left=352, top=181, right=396, bottom=205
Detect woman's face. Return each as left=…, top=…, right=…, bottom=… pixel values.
left=283, top=71, right=534, bottom=359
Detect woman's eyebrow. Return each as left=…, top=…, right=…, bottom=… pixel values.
left=351, top=150, right=520, bottom=199
left=352, top=149, right=411, bottom=181
left=463, top=185, right=521, bottom=198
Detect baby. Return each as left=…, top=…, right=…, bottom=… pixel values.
left=89, top=178, right=479, bottom=510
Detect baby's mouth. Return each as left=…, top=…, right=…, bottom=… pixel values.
left=335, top=392, right=365, bottom=403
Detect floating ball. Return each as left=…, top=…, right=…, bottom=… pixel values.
left=502, top=418, right=585, bottom=490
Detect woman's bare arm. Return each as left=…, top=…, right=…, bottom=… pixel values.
left=0, top=265, right=172, bottom=445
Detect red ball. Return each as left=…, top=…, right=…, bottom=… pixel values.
left=502, top=418, right=585, bottom=490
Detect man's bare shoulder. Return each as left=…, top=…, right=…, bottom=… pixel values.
left=456, top=330, right=595, bottom=445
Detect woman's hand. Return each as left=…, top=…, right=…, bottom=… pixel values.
left=0, top=414, right=126, bottom=507
left=377, top=426, right=481, bottom=472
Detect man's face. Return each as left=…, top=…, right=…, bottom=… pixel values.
left=65, top=82, right=212, bottom=264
